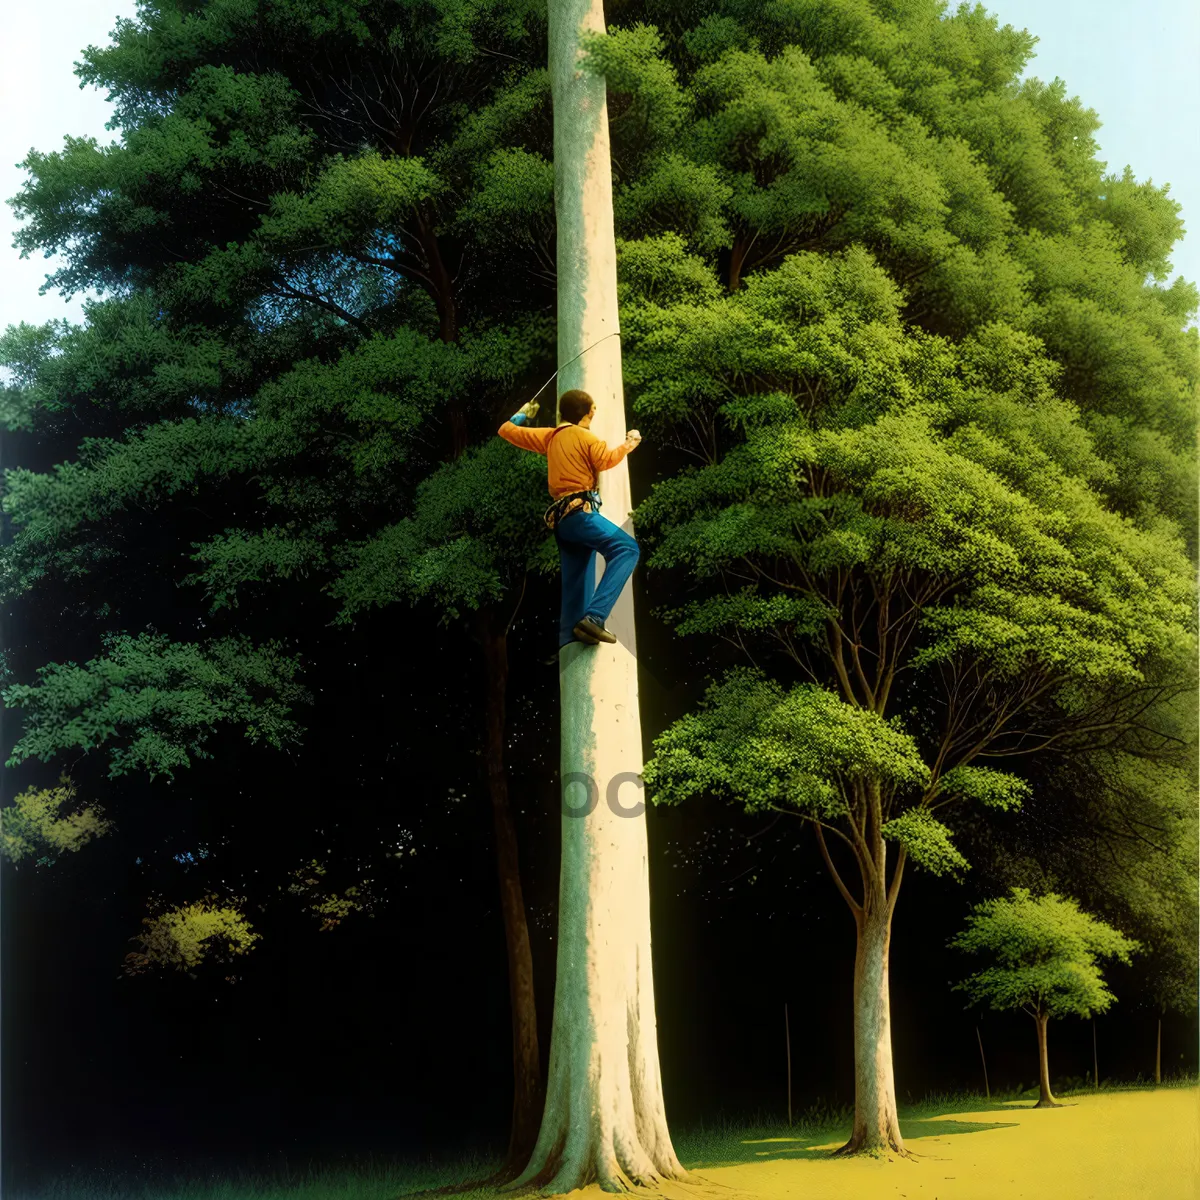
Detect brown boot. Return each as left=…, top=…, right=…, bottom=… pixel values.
left=574, top=616, right=616, bottom=644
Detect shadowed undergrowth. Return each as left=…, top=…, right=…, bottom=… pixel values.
left=11, top=1076, right=1197, bottom=1200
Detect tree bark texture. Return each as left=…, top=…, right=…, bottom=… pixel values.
left=1034, top=1011, right=1060, bottom=1107
left=836, top=901, right=906, bottom=1155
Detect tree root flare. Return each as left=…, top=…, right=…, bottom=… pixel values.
left=497, top=1160, right=745, bottom=1199
left=831, top=1137, right=914, bottom=1161
left=398, top=1162, right=753, bottom=1200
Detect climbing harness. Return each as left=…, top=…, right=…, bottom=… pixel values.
left=544, top=487, right=603, bottom=532
left=536, top=425, right=603, bottom=530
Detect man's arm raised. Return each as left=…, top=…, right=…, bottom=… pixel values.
left=497, top=399, right=555, bottom=453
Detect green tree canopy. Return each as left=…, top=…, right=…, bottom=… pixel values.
left=595, top=0, right=1197, bottom=1155
left=636, top=235, right=1195, bottom=896
left=956, top=693, right=1199, bottom=1017
left=949, top=886, right=1140, bottom=1021
left=2, top=632, right=309, bottom=780
left=1, top=3, right=568, bottom=1169
left=596, top=0, right=1197, bottom=535
left=1, top=0, right=565, bottom=788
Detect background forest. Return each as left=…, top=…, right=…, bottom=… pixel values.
left=1, top=0, right=1196, bottom=1192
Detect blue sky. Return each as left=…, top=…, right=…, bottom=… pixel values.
left=1, top=0, right=1197, bottom=334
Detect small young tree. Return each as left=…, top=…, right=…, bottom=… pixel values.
left=949, top=887, right=1140, bottom=1108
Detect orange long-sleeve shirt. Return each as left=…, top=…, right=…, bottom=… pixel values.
left=497, top=420, right=629, bottom=498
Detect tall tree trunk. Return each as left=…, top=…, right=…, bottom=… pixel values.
left=837, top=898, right=905, bottom=1155
left=477, top=607, right=544, bottom=1178
left=1033, top=1011, right=1060, bottom=1108
left=420, top=215, right=466, bottom=458
left=508, top=0, right=686, bottom=1191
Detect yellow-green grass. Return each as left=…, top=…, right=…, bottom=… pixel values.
left=680, top=1085, right=1199, bottom=1200
left=16, top=1082, right=1199, bottom=1200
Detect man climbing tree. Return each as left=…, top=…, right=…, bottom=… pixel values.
left=502, top=0, right=688, bottom=1190
left=498, top=391, right=641, bottom=648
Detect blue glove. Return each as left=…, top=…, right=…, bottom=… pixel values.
left=510, top=400, right=540, bottom=425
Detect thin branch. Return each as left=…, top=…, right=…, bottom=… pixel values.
left=812, top=819, right=863, bottom=917
left=269, top=285, right=370, bottom=335
left=504, top=571, right=528, bottom=638
left=219, top=184, right=269, bottom=209
left=886, top=843, right=906, bottom=912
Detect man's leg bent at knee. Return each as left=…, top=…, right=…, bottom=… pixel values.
left=556, top=511, right=640, bottom=641
left=582, top=517, right=639, bottom=629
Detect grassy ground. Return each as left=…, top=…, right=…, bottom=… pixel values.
left=680, top=1084, right=1199, bottom=1199
left=15, top=1080, right=1199, bottom=1200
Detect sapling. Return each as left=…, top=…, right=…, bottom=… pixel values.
left=950, top=888, right=1139, bottom=1108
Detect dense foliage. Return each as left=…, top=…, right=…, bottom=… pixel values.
left=950, top=887, right=1140, bottom=1021
left=602, top=0, right=1198, bottom=923
left=2, top=0, right=563, bottom=851
left=0, top=0, right=1194, bottom=1160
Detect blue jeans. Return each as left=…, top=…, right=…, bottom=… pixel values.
left=554, top=509, right=640, bottom=648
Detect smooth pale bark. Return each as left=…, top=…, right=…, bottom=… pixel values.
left=816, top=796, right=908, bottom=1158
left=507, top=0, right=686, bottom=1191
left=1033, top=1012, right=1060, bottom=1107
left=837, top=901, right=906, bottom=1155
left=477, top=607, right=544, bottom=1175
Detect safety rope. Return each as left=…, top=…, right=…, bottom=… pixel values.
left=526, top=330, right=623, bottom=410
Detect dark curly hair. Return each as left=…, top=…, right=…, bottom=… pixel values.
left=558, top=390, right=595, bottom=424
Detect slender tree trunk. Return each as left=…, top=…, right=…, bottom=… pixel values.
left=976, top=1025, right=990, bottom=1100
left=785, top=1002, right=793, bottom=1126
left=1033, top=1011, right=1060, bottom=1107
left=477, top=609, right=545, bottom=1177
left=1092, top=1018, right=1098, bottom=1090
left=1156, top=1015, right=1162, bottom=1085
left=474, top=611, right=542, bottom=1166
left=508, top=0, right=686, bottom=1190
left=837, top=898, right=906, bottom=1155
